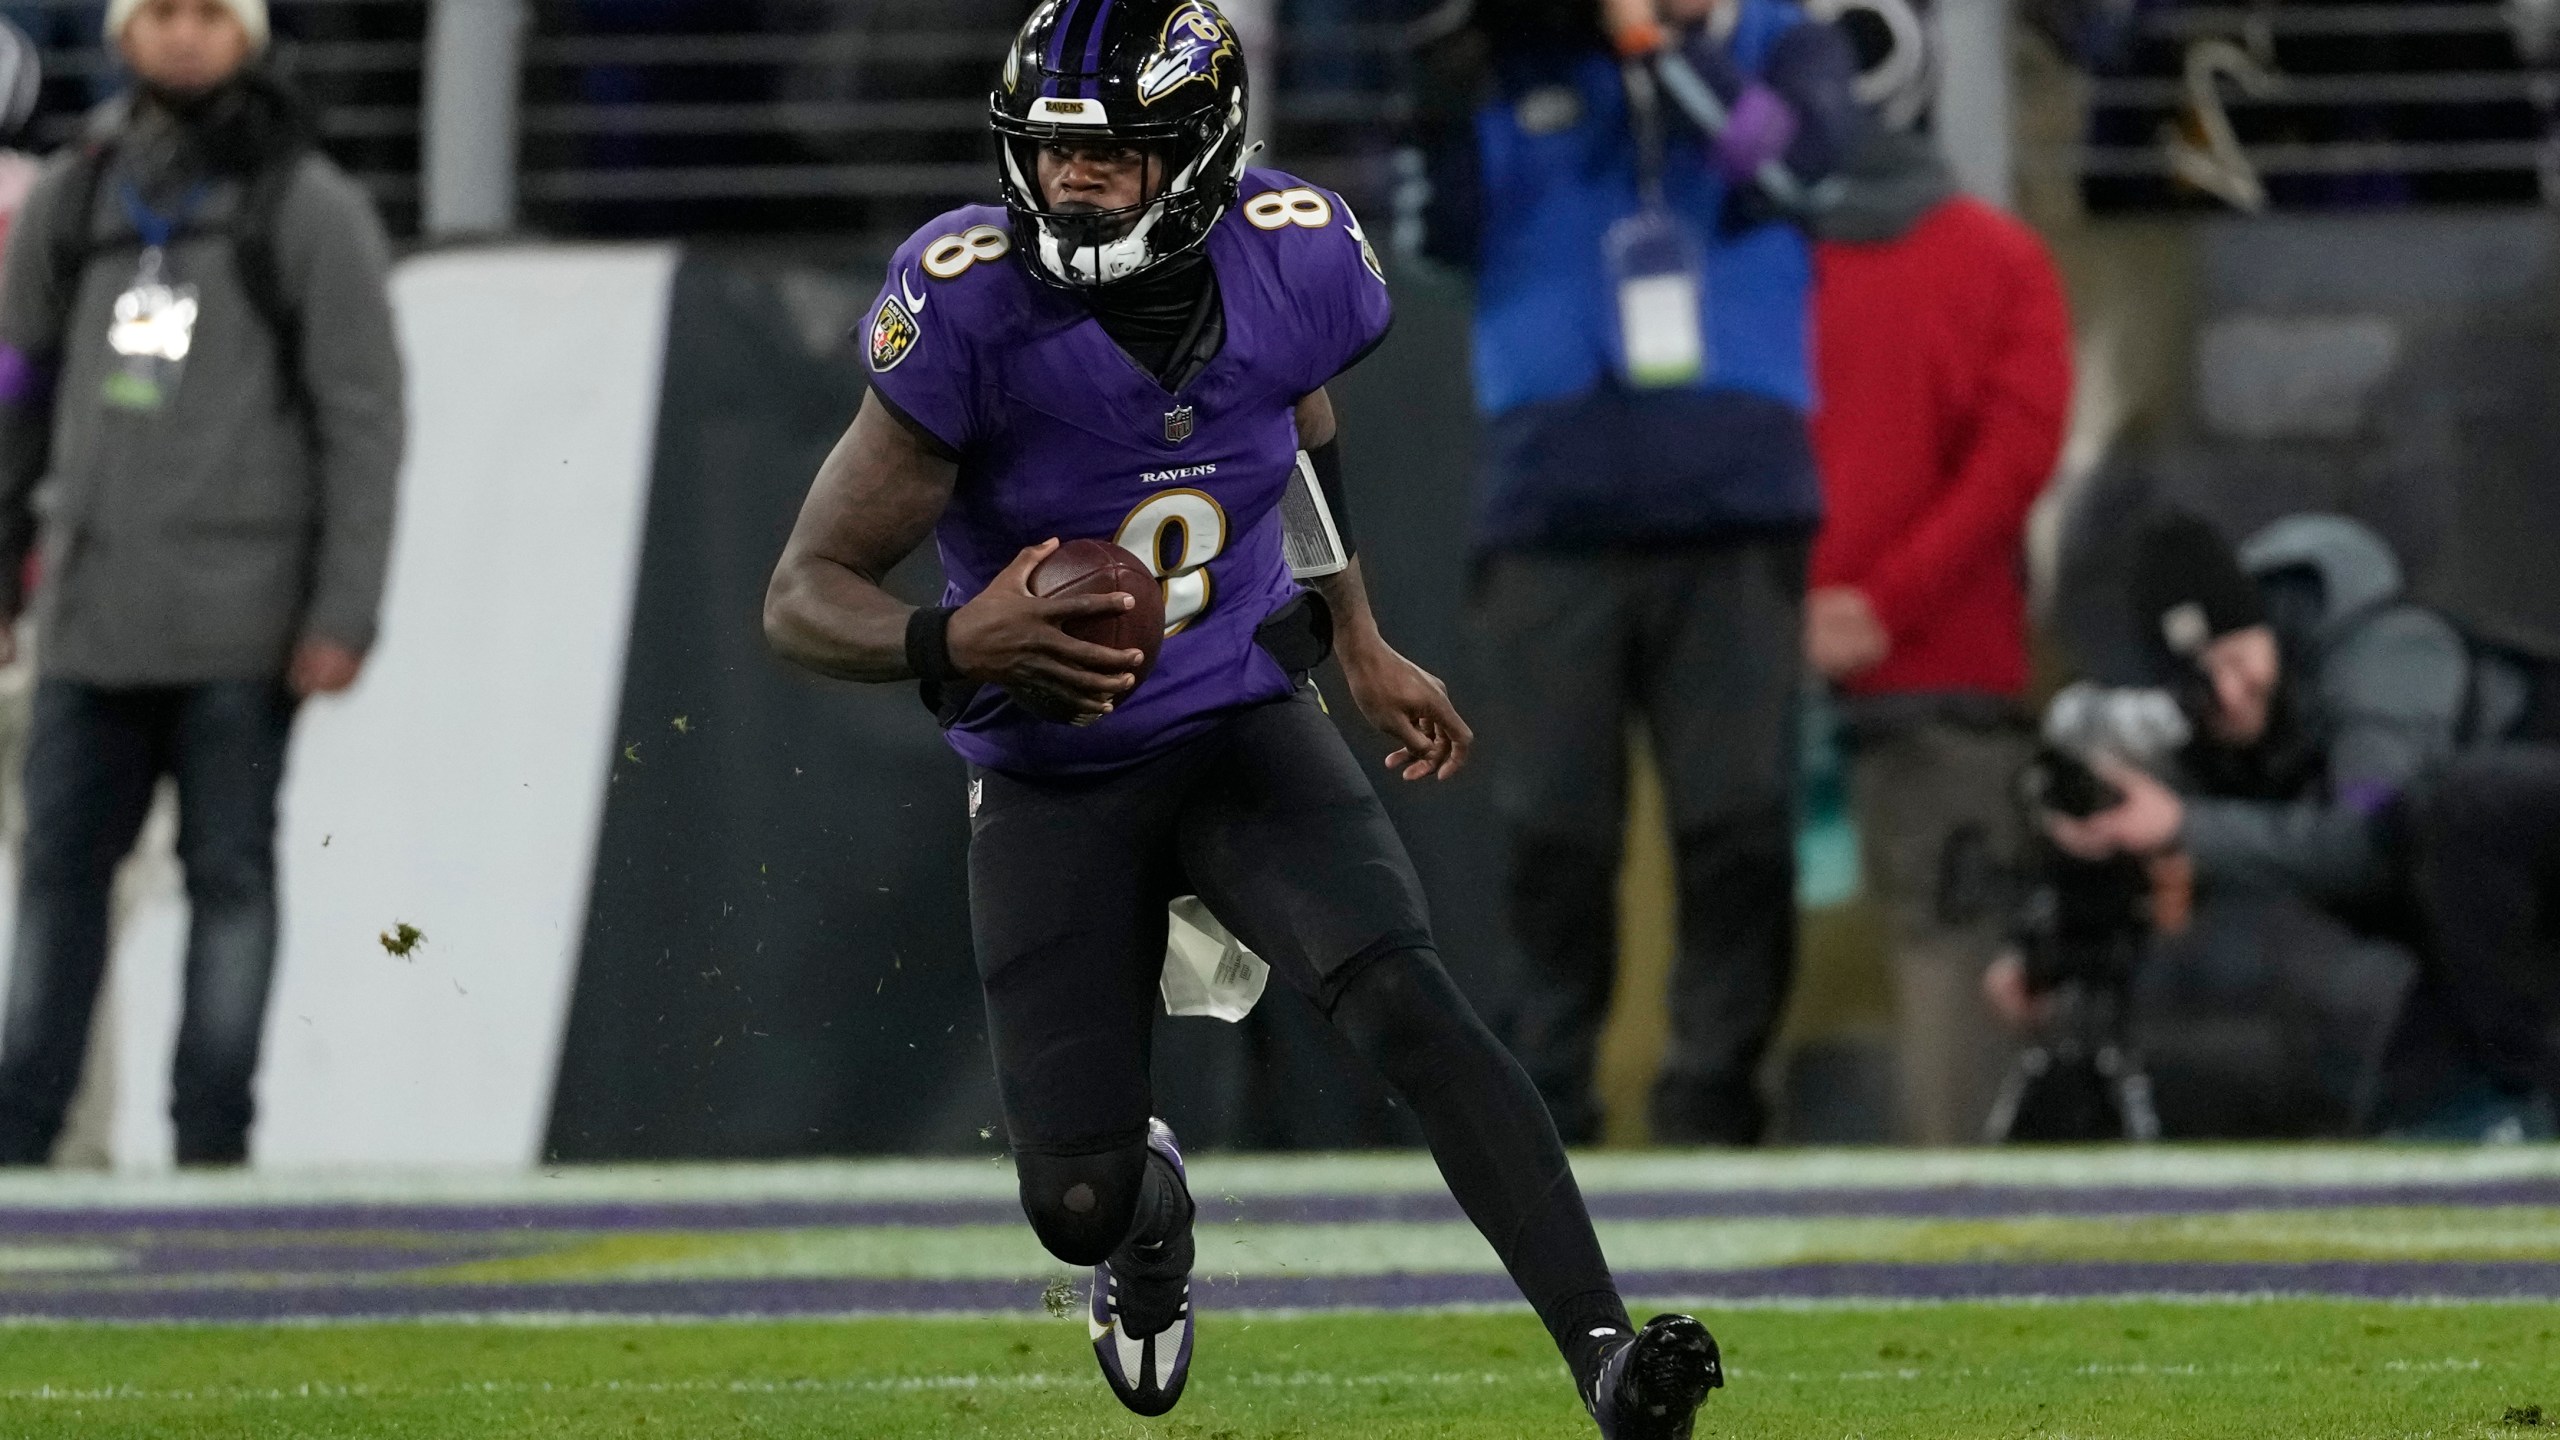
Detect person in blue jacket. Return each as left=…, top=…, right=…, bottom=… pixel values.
left=1412, top=0, right=1859, bottom=1144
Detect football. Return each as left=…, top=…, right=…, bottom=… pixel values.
left=1029, top=538, right=1165, bottom=687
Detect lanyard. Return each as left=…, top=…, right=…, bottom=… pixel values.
left=1621, top=58, right=1668, bottom=207
left=116, top=179, right=209, bottom=254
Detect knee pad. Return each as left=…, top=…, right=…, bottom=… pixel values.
left=1015, top=1141, right=1150, bottom=1266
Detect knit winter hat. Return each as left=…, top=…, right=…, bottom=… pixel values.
left=2128, top=510, right=2267, bottom=669
left=106, top=0, right=270, bottom=54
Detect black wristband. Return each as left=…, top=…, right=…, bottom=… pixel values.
left=904, top=605, right=962, bottom=683
left=1306, top=436, right=1356, bottom=559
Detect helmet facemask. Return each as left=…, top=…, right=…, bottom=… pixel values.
left=995, top=94, right=1248, bottom=289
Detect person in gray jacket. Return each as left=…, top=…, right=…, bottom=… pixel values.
left=0, top=0, right=403, bottom=1166
left=2010, top=511, right=2555, bottom=1138
left=2062, top=513, right=2464, bottom=908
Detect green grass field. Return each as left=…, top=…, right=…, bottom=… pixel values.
left=2, top=1301, right=2556, bottom=1438
left=8, top=1149, right=2560, bottom=1437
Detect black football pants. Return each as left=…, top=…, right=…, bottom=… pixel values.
left=1473, top=537, right=1808, bottom=1146
left=967, top=690, right=1630, bottom=1376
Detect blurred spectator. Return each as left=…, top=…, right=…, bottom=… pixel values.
left=1413, top=0, right=1860, bottom=1143
left=1281, top=0, right=1429, bottom=97
left=0, top=18, right=42, bottom=245
left=1, top=3, right=110, bottom=110
left=1806, top=0, right=2073, bottom=1145
left=0, top=17, right=46, bottom=1147
left=0, top=0, right=403, bottom=1167
left=2009, top=513, right=2556, bottom=1141
left=0, top=16, right=42, bottom=1142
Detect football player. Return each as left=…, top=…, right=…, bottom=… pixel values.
left=764, top=2, right=1723, bottom=1433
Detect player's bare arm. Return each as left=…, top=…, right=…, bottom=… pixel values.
left=1294, top=388, right=1473, bottom=783
left=763, top=392, right=1145, bottom=716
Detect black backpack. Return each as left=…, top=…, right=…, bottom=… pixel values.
left=2455, top=627, right=2550, bottom=747
left=44, top=135, right=309, bottom=414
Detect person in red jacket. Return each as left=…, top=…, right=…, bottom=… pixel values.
left=1804, top=0, right=2073, bottom=1144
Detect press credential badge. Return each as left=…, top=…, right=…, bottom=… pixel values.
left=104, top=182, right=206, bottom=413
left=104, top=248, right=199, bottom=412
left=1605, top=207, right=1708, bottom=389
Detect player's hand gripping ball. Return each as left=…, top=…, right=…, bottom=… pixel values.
left=950, top=539, right=1162, bottom=725
left=1031, top=539, right=1165, bottom=678
left=1014, top=539, right=1164, bottom=723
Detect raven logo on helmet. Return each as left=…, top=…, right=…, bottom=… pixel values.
left=1136, top=3, right=1238, bottom=106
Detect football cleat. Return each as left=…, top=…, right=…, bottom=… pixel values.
left=1590, top=1313, right=1725, bottom=1440
left=1088, top=1118, right=1196, bottom=1417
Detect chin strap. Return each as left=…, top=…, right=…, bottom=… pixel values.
left=1039, top=202, right=1169, bottom=286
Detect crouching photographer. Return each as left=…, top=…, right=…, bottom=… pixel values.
left=1988, top=510, right=2560, bottom=1141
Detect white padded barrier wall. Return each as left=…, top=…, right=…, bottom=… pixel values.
left=79, top=246, right=681, bottom=1172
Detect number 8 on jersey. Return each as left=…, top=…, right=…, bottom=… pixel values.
left=1119, top=489, right=1228, bottom=636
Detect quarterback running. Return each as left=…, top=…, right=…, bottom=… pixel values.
left=763, top=1, right=1725, bottom=1433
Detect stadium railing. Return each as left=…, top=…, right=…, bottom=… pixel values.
left=5, top=0, right=1410, bottom=244
left=13, top=0, right=2533, bottom=241
left=2044, top=0, right=2560, bottom=211
left=12, top=0, right=427, bottom=229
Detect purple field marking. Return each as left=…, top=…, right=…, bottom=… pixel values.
left=4, top=1180, right=2559, bottom=1237
left=113, top=1240, right=530, bottom=1280
left=2, top=1262, right=2559, bottom=1323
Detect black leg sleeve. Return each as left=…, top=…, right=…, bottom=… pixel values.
left=1325, top=947, right=1633, bottom=1393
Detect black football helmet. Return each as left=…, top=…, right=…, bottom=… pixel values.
left=991, top=0, right=1252, bottom=288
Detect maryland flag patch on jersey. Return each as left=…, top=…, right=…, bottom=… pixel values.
left=869, top=295, right=921, bottom=373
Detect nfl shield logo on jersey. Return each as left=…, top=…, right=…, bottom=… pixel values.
left=1164, top=405, right=1196, bottom=445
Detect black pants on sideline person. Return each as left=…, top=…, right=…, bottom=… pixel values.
left=0, top=680, right=297, bottom=1167
left=2395, top=743, right=2560, bottom=1116
left=1473, top=535, right=1809, bottom=1146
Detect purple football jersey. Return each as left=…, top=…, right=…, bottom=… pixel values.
left=862, top=168, right=1393, bottom=777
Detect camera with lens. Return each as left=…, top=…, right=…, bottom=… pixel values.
left=1942, top=686, right=2191, bottom=1142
